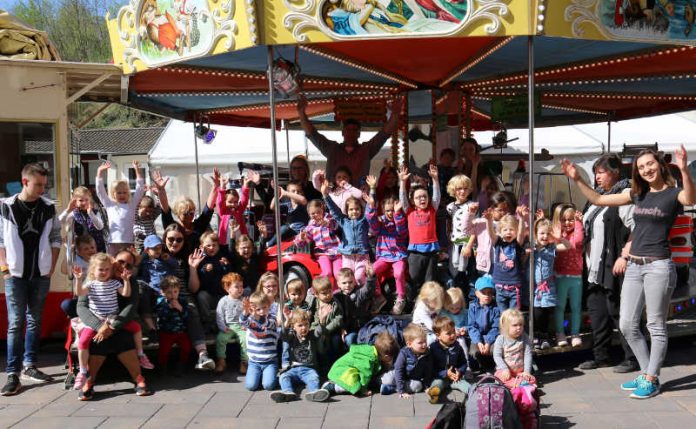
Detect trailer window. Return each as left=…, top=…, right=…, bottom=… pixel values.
left=0, top=122, right=56, bottom=200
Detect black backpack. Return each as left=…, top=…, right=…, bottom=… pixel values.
left=426, top=402, right=465, bottom=429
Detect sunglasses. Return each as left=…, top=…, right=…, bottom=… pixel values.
left=116, top=260, right=134, bottom=270
left=183, top=211, right=195, bottom=217
left=167, top=237, right=184, bottom=244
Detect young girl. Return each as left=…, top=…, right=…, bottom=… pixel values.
left=95, top=160, right=145, bottom=255
left=230, top=226, right=267, bottom=295
left=217, top=171, right=255, bottom=244
left=256, top=271, right=281, bottom=322
left=552, top=204, right=585, bottom=347
left=446, top=175, right=477, bottom=290
left=442, top=287, right=468, bottom=352
left=72, top=253, right=148, bottom=389
left=532, top=218, right=571, bottom=350
left=294, top=199, right=341, bottom=283
left=412, top=281, right=446, bottom=344
left=322, top=178, right=370, bottom=286
left=267, top=180, right=309, bottom=246
left=194, top=231, right=232, bottom=329
left=313, top=167, right=363, bottom=215
left=59, top=186, right=106, bottom=253
left=366, top=176, right=408, bottom=314
left=485, top=206, right=528, bottom=312
left=399, top=164, right=441, bottom=300
left=493, top=309, right=536, bottom=389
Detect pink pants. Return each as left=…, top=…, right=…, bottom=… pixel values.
left=494, top=368, right=537, bottom=390
left=341, top=254, right=370, bottom=286
left=373, top=258, right=407, bottom=299
left=78, top=320, right=140, bottom=350
left=317, top=254, right=342, bottom=285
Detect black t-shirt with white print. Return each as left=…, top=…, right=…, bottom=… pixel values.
left=630, top=187, right=682, bottom=258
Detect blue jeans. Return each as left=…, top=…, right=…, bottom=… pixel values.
left=279, top=365, right=321, bottom=393
left=5, top=276, right=51, bottom=374
left=495, top=284, right=520, bottom=312
left=245, top=360, right=278, bottom=391
left=431, top=377, right=471, bottom=393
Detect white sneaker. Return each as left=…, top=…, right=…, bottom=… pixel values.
left=556, top=333, right=568, bottom=347
left=571, top=336, right=582, bottom=348
left=391, top=298, right=406, bottom=315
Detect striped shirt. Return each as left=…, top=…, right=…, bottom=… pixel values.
left=133, top=203, right=162, bottom=253
left=86, top=279, right=123, bottom=319
left=240, top=314, right=279, bottom=363
left=293, top=215, right=340, bottom=256
left=366, top=205, right=408, bottom=261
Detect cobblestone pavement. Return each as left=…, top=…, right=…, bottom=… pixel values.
left=1, top=338, right=695, bottom=428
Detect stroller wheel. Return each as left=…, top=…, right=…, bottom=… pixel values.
left=64, top=372, right=75, bottom=390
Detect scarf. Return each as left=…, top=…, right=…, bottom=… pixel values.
left=583, top=178, right=630, bottom=247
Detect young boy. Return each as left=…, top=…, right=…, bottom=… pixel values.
left=309, top=276, right=344, bottom=373
left=467, top=275, right=501, bottom=372
left=270, top=309, right=330, bottom=403
left=382, top=323, right=434, bottom=398
left=60, top=235, right=98, bottom=318
left=280, top=278, right=312, bottom=370
left=139, top=234, right=178, bottom=332
left=267, top=180, right=309, bottom=246
left=215, top=272, right=247, bottom=374
left=240, top=291, right=279, bottom=391
left=155, top=276, right=191, bottom=376
left=333, top=268, right=376, bottom=346
left=428, top=316, right=470, bottom=404
left=324, top=331, right=400, bottom=397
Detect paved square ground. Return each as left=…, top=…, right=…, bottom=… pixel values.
left=1, top=338, right=695, bottom=428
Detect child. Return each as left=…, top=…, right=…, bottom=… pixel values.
left=366, top=176, right=408, bottom=314
left=322, top=178, right=370, bottom=286
left=138, top=234, right=178, bottom=333
left=215, top=273, right=247, bottom=374
left=312, top=167, right=363, bottom=215
left=324, top=331, right=400, bottom=396
left=399, top=164, right=441, bottom=300
left=486, top=207, right=528, bottom=311
left=195, top=231, right=232, bottom=330
left=441, top=288, right=468, bottom=352
left=334, top=267, right=376, bottom=346
left=240, top=291, right=279, bottom=391
left=381, top=323, right=434, bottom=398
left=231, top=231, right=268, bottom=296
left=309, top=276, right=344, bottom=372
left=95, top=160, right=145, bottom=256
left=467, top=275, right=501, bottom=372
left=59, top=186, right=106, bottom=253
left=72, top=253, right=149, bottom=389
left=134, top=194, right=164, bottom=254
left=256, top=272, right=281, bottom=322
left=294, top=199, right=341, bottom=282
left=270, top=309, right=330, bottom=403
left=216, top=172, right=254, bottom=244
left=532, top=217, right=571, bottom=349
left=552, top=204, right=585, bottom=347
left=428, top=316, right=471, bottom=404
left=493, top=309, right=536, bottom=389
left=446, top=175, right=477, bottom=290
left=267, top=180, right=309, bottom=246
left=412, top=281, right=446, bottom=344
left=284, top=279, right=310, bottom=314
left=154, top=276, right=192, bottom=376
left=60, top=235, right=97, bottom=318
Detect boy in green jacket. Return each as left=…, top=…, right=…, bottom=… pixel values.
left=323, top=331, right=399, bottom=396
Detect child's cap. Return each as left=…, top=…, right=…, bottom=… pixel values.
left=475, top=275, right=495, bottom=291
left=143, top=234, right=163, bottom=249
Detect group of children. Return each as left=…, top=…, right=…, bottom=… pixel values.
left=61, top=156, right=586, bottom=408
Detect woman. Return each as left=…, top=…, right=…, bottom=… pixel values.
left=75, top=249, right=151, bottom=400
left=163, top=224, right=215, bottom=370
left=576, top=154, right=637, bottom=373
left=161, top=168, right=220, bottom=256
left=561, top=145, right=696, bottom=399
left=256, top=155, right=321, bottom=209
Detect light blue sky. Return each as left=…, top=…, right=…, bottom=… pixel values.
left=0, top=0, right=16, bottom=11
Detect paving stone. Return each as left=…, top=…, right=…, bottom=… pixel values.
left=0, top=404, right=42, bottom=419
left=569, top=412, right=664, bottom=429
left=142, top=418, right=191, bottom=429
left=369, top=394, right=414, bottom=417
left=0, top=385, right=67, bottom=404
left=369, top=416, right=432, bottom=429
left=150, top=403, right=203, bottom=421
left=186, top=417, right=279, bottom=429
left=239, top=402, right=328, bottom=418
left=195, top=391, right=252, bottom=417
left=72, top=401, right=164, bottom=417
left=277, top=417, right=324, bottom=429
left=32, top=401, right=86, bottom=417
left=675, top=397, right=696, bottom=414
left=97, top=417, right=151, bottom=429
left=648, top=411, right=696, bottom=429
left=17, top=416, right=106, bottom=429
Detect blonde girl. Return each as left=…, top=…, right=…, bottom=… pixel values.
left=442, top=288, right=468, bottom=351
left=294, top=199, right=341, bottom=283
left=256, top=271, right=281, bottom=322
left=60, top=186, right=106, bottom=252
left=95, top=160, right=145, bottom=255
left=446, top=175, right=477, bottom=288
left=412, top=281, right=447, bottom=343
left=493, top=309, right=535, bottom=389
left=551, top=203, right=585, bottom=347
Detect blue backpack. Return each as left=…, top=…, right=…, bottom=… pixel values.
left=357, top=315, right=405, bottom=347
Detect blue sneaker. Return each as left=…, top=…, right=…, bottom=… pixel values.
left=321, top=381, right=336, bottom=395
left=620, top=374, right=645, bottom=391
left=380, top=384, right=396, bottom=395
left=630, top=377, right=660, bottom=399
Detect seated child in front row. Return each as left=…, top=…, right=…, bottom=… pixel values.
left=324, top=331, right=400, bottom=396
left=428, top=316, right=471, bottom=404
left=441, top=288, right=469, bottom=353
left=270, top=309, right=330, bottom=403
left=154, top=276, right=192, bottom=376
left=467, top=275, right=501, bottom=372
left=493, top=309, right=536, bottom=389
left=215, top=273, right=247, bottom=375
left=241, top=292, right=279, bottom=391
left=381, top=323, right=435, bottom=398
left=281, top=279, right=312, bottom=370
left=412, top=281, right=447, bottom=344
left=334, top=267, right=376, bottom=347
left=310, top=276, right=344, bottom=372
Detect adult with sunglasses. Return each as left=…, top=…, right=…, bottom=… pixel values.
left=562, top=145, right=696, bottom=399
left=161, top=168, right=220, bottom=257
left=162, top=223, right=215, bottom=370
left=75, top=249, right=151, bottom=399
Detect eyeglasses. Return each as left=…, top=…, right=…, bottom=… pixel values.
left=116, top=260, right=134, bottom=270
left=167, top=237, right=184, bottom=244
left=183, top=211, right=195, bottom=217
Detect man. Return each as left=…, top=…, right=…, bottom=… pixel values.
left=297, top=95, right=403, bottom=185
left=0, top=163, right=61, bottom=396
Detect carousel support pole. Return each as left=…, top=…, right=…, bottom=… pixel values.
left=192, top=116, right=202, bottom=210
left=527, top=36, right=536, bottom=342
left=284, top=119, right=291, bottom=168
left=607, top=115, right=612, bottom=153
left=267, top=47, right=285, bottom=313
left=431, top=91, right=437, bottom=161
left=465, top=92, right=472, bottom=138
